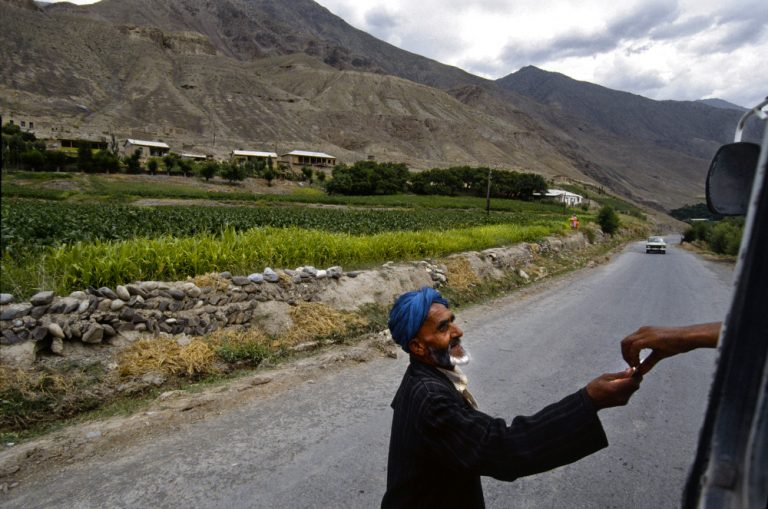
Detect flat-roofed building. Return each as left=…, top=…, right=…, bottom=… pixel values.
left=231, top=150, right=278, bottom=164
left=533, top=189, right=584, bottom=206
left=47, top=138, right=108, bottom=157
left=181, top=152, right=210, bottom=161
left=122, top=139, right=170, bottom=160
left=280, top=150, right=336, bottom=170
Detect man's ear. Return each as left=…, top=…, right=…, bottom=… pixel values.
left=408, top=338, right=425, bottom=357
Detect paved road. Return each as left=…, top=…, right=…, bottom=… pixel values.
left=2, top=238, right=734, bottom=509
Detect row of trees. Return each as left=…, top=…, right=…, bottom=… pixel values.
left=326, top=162, right=549, bottom=200
left=683, top=218, right=743, bottom=255
left=0, top=123, right=324, bottom=185
left=3, top=123, right=560, bottom=201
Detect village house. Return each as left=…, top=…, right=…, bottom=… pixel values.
left=231, top=150, right=278, bottom=165
left=122, top=139, right=170, bottom=160
left=280, top=150, right=336, bottom=171
left=534, top=189, right=584, bottom=206
left=180, top=152, right=210, bottom=161
left=47, top=138, right=109, bottom=156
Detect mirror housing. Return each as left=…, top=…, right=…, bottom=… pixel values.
left=706, top=142, right=760, bottom=215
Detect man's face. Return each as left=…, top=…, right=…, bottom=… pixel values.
left=410, top=303, right=468, bottom=369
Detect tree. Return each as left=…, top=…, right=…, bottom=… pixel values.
left=326, top=161, right=409, bottom=195
left=43, top=150, right=71, bottom=172
left=301, top=166, right=314, bottom=183
left=147, top=158, right=159, bottom=175
left=263, top=166, right=277, bottom=187
left=94, top=150, right=121, bottom=173
left=1, top=122, right=44, bottom=169
left=198, top=161, right=219, bottom=181
left=124, top=149, right=142, bottom=174
left=163, top=153, right=182, bottom=175
left=178, top=158, right=194, bottom=177
left=77, top=144, right=93, bottom=173
left=20, top=149, right=45, bottom=171
left=597, top=205, right=621, bottom=235
left=220, top=162, right=247, bottom=183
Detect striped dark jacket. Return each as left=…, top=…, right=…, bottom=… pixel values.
left=381, top=359, right=608, bottom=508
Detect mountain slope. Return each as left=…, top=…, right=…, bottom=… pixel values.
left=44, top=0, right=486, bottom=91
left=2, top=0, right=757, bottom=210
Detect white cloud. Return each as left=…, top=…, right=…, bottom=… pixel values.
left=315, top=0, right=768, bottom=107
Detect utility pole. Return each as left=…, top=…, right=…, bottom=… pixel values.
left=485, top=167, right=492, bottom=215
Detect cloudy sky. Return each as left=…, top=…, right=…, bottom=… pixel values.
left=53, top=0, right=767, bottom=107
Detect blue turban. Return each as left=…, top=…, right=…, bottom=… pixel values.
left=388, top=287, right=450, bottom=353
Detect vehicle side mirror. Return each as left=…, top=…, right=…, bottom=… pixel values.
left=706, top=142, right=760, bottom=215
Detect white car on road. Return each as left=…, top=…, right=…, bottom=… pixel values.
left=645, top=236, right=666, bottom=254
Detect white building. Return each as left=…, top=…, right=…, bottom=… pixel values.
left=231, top=150, right=278, bottom=164
left=535, top=189, right=584, bottom=206
left=280, top=150, right=336, bottom=170
left=122, top=139, right=170, bottom=160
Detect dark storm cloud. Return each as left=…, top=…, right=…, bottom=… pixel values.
left=498, top=2, right=679, bottom=68
left=711, top=17, right=768, bottom=52
left=649, top=15, right=711, bottom=40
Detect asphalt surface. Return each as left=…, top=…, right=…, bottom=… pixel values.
left=1, top=237, right=735, bottom=509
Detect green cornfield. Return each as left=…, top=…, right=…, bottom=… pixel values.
left=1, top=223, right=564, bottom=298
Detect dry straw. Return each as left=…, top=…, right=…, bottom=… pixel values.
left=117, top=338, right=217, bottom=377
left=442, top=256, right=480, bottom=292
left=281, top=302, right=368, bottom=346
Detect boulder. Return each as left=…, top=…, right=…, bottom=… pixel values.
left=98, top=287, right=119, bottom=300
left=1, top=303, right=32, bottom=321
left=82, top=323, right=104, bottom=344
left=51, top=337, right=64, bottom=356
left=29, top=291, right=55, bottom=306
left=126, top=284, right=148, bottom=298
left=263, top=268, right=280, bottom=283
left=251, top=301, right=294, bottom=336
left=48, top=322, right=66, bottom=339
left=116, top=285, right=131, bottom=301
left=0, top=293, right=14, bottom=305
left=0, top=341, right=37, bottom=367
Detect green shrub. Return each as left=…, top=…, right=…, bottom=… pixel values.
left=683, top=221, right=712, bottom=242
left=706, top=219, right=743, bottom=255
left=597, top=205, right=620, bottom=235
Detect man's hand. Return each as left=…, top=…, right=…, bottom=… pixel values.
left=620, top=322, right=721, bottom=375
left=586, top=368, right=642, bottom=410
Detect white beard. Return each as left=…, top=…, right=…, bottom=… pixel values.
left=450, top=348, right=471, bottom=366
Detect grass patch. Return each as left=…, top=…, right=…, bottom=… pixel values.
left=2, top=171, right=74, bottom=180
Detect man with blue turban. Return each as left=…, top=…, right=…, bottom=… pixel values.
left=381, top=287, right=642, bottom=508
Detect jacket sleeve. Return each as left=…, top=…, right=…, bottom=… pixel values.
left=417, top=387, right=608, bottom=481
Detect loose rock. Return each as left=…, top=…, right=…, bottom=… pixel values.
left=116, top=285, right=131, bottom=301
left=48, top=322, right=65, bottom=339
left=29, top=291, right=55, bottom=306
left=263, top=268, right=280, bottom=283
left=82, top=323, right=104, bottom=344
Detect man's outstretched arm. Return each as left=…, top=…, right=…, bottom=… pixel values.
left=621, top=322, right=721, bottom=375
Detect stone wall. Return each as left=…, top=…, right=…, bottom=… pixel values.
left=0, top=232, right=597, bottom=367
